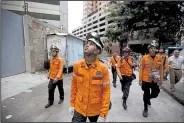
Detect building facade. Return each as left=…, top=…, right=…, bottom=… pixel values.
left=1, top=1, right=68, bottom=32
left=72, top=1, right=113, bottom=40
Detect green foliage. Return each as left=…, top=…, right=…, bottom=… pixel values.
left=106, top=1, right=184, bottom=45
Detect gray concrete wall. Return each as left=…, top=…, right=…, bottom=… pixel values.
left=23, top=15, right=61, bottom=73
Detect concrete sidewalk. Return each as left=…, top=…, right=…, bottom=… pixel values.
left=1, top=71, right=48, bottom=101
left=162, top=73, right=184, bottom=106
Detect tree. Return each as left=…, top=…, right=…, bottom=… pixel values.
left=106, top=1, right=184, bottom=52
left=105, top=1, right=129, bottom=56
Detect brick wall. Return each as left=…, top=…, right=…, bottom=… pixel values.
left=26, top=15, right=61, bottom=72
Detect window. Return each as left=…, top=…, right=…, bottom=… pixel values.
left=99, top=8, right=101, bottom=11
left=93, top=25, right=98, bottom=29
left=93, top=16, right=96, bottom=19
left=93, top=20, right=98, bottom=24
left=99, top=22, right=105, bottom=27
left=99, top=2, right=101, bottom=5
left=108, top=20, right=114, bottom=24
left=100, top=28, right=105, bottom=32
left=100, top=34, right=104, bottom=37
left=99, top=13, right=101, bottom=16
left=88, top=23, right=92, bottom=27
left=100, top=17, right=105, bottom=21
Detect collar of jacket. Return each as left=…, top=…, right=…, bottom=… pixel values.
left=123, top=56, right=131, bottom=60
left=52, top=55, right=59, bottom=60
left=81, top=59, right=98, bottom=69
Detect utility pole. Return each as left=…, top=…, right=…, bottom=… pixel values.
left=23, top=1, right=28, bottom=15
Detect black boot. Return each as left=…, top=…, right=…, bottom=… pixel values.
left=113, top=83, right=116, bottom=88
left=45, top=102, right=53, bottom=108
left=58, top=99, right=64, bottom=104
left=148, top=100, right=151, bottom=106
left=143, top=103, right=148, bottom=117
left=123, top=99, right=127, bottom=110
left=142, top=108, right=148, bottom=117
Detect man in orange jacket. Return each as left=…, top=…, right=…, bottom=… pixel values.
left=69, top=32, right=110, bottom=122
left=45, top=45, right=64, bottom=108
left=109, top=51, right=120, bottom=88
left=116, top=47, right=137, bottom=110
left=139, top=40, right=163, bottom=117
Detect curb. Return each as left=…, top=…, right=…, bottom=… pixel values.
left=162, top=87, right=184, bottom=106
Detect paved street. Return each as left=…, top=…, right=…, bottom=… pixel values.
left=1, top=70, right=184, bottom=122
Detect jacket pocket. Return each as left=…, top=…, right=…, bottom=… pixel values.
left=91, top=79, right=102, bottom=84
left=90, top=98, right=101, bottom=104
left=91, top=80, right=102, bottom=97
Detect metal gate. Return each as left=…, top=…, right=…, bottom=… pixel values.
left=1, top=9, right=26, bottom=77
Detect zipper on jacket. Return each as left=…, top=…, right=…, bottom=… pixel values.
left=86, top=68, right=91, bottom=116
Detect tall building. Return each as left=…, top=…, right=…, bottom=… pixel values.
left=72, top=1, right=112, bottom=41
left=1, top=1, right=68, bottom=32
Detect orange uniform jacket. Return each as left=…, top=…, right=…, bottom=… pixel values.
left=116, top=56, right=137, bottom=77
left=48, top=56, right=64, bottom=80
left=70, top=59, right=110, bottom=118
left=109, top=56, right=121, bottom=68
left=139, top=54, right=163, bottom=83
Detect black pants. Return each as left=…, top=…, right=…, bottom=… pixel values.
left=72, top=110, right=99, bottom=122
left=48, top=79, right=64, bottom=103
left=141, top=81, right=160, bottom=109
left=120, top=76, right=132, bottom=100
left=111, top=66, right=117, bottom=84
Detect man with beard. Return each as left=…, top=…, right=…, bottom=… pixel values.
left=69, top=32, right=110, bottom=122
left=139, top=40, right=163, bottom=117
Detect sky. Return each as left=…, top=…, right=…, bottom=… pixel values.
left=68, top=1, right=83, bottom=33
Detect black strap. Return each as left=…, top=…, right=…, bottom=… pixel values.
left=124, top=57, right=134, bottom=71
left=120, top=57, right=134, bottom=72
left=113, top=56, right=118, bottom=64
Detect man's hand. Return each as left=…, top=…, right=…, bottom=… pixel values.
left=53, top=78, right=58, bottom=84
left=97, top=116, right=106, bottom=122
left=69, top=107, right=75, bottom=116
left=115, top=64, right=118, bottom=67
left=139, top=81, right=142, bottom=86
left=119, top=76, right=123, bottom=80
